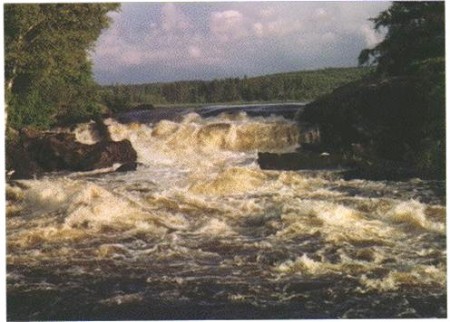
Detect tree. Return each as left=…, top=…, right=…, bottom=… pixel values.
left=364, top=2, right=446, bottom=178
left=358, top=1, right=445, bottom=76
left=5, top=3, right=120, bottom=128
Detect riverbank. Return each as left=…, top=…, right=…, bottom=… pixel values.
left=300, top=70, right=445, bottom=180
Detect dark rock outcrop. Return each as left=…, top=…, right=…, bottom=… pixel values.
left=297, top=122, right=321, bottom=145
left=299, top=74, right=445, bottom=179
left=257, top=151, right=419, bottom=181
left=7, top=123, right=138, bottom=179
left=258, top=151, right=347, bottom=171
left=26, top=131, right=137, bottom=172
left=78, top=140, right=137, bottom=171
left=6, top=142, right=43, bottom=180
left=342, top=160, right=417, bottom=181
left=300, top=77, right=418, bottom=158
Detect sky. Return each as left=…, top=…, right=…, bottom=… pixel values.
left=91, top=1, right=391, bottom=85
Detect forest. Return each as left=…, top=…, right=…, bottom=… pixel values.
left=4, top=3, right=371, bottom=128
left=4, top=2, right=446, bottom=179
left=99, top=67, right=371, bottom=112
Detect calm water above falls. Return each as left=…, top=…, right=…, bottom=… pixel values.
left=6, top=104, right=446, bottom=320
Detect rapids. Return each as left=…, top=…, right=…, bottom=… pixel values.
left=6, top=105, right=446, bottom=319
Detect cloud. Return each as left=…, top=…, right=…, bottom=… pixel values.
left=92, top=2, right=391, bottom=84
left=188, top=45, right=202, bottom=59
left=161, top=3, right=192, bottom=32
left=360, top=24, right=384, bottom=48
left=253, top=22, right=264, bottom=37
left=210, top=10, right=247, bottom=42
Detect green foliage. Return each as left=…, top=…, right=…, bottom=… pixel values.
left=7, top=87, right=55, bottom=129
left=308, top=2, right=445, bottom=179
left=359, top=2, right=445, bottom=76
left=100, top=85, right=133, bottom=113
left=5, top=3, right=120, bottom=129
left=99, top=67, right=371, bottom=112
left=360, top=1, right=446, bottom=178
left=408, top=57, right=445, bottom=178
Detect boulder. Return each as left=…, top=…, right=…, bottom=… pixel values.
left=6, top=141, right=43, bottom=180
left=8, top=126, right=138, bottom=178
left=77, top=140, right=137, bottom=171
left=24, top=132, right=84, bottom=171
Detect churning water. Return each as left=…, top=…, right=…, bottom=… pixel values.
left=6, top=104, right=446, bottom=319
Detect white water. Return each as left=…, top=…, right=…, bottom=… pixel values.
left=6, top=109, right=446, bottom=319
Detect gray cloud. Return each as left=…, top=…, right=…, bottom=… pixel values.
left=92, top=1, right=390, bottom=84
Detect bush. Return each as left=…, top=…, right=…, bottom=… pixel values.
left=7, top=88, right=56, bottom=129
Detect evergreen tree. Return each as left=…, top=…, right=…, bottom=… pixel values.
left=358, top=1, right=445, bottom=76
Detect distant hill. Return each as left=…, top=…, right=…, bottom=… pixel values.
left=99, top=67, right=373, bottom=112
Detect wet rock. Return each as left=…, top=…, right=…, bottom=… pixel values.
left=93, top=116, right=112, bottom=141
left=116, top=162, right=139, bottom=173
left=25, top=132, right=84, bottom=171
left=257, top=149, right=418, bottom=181
left=77, top=140, right=137, bottom=171
left=7, top=125, right=137, bottom=177
left=257, top=151, right=347, bottom=171
left=6, top=141, right=43, bottom=180
left=298, top=122, right=321, bottom=145
left=343, top=160, right=417, bottom=181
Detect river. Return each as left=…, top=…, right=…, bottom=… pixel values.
left=6, top=103, right=446, bottom=319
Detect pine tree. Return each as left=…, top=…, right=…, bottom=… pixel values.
left=358, top=1, right=444, bottom=76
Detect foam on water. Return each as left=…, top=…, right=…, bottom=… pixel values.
left=103, top=113, right=299, bottom=168
left=73, top=121, right=100, bottom=144
left=189, top=167, right=267, bottom=196
left=360, top=264, right=446, bottom=292
left=6, top=108, right=447, bottom=319
left=194, top=218, right=236, bottom=236
left=384, top=200, right=445, bottom=233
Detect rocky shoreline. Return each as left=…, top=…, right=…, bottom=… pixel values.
left=5, top=102, right=438, bottom=182
left=6, top=119, right=138, bottom=180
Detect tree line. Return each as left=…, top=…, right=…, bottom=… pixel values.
left=4, top=3, right=371, bottom=128
left=99, top=67, right=371, bottom=112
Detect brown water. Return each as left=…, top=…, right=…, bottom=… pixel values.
left=6, top=106, right=446, bottom=320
